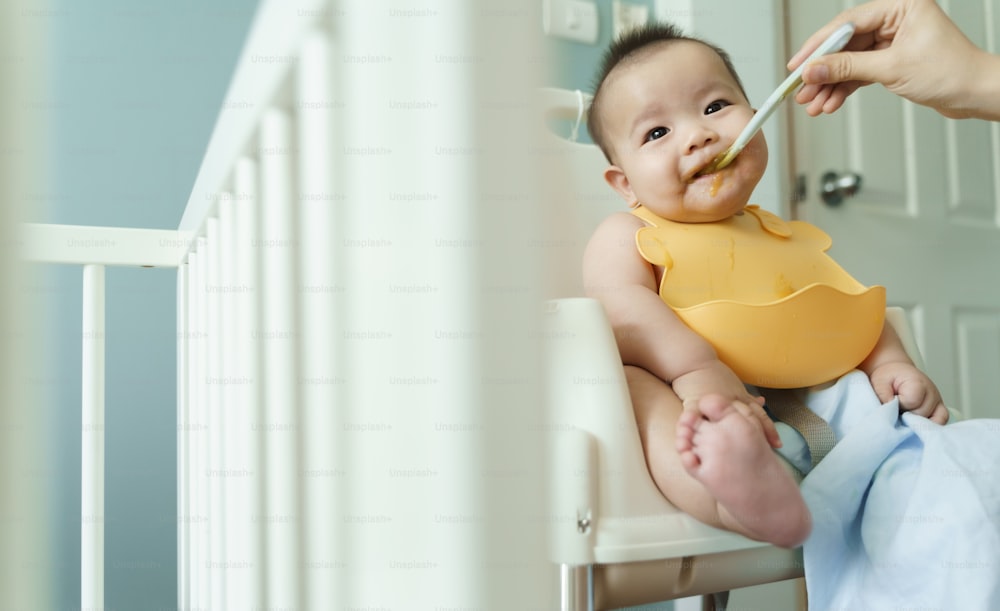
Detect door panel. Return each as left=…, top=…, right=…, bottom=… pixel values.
left=790, top=0, right=1000, bottom=418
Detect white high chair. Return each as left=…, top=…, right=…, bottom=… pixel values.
left=539, top=87, right=929, bottom=610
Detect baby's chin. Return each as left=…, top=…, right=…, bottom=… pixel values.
left=681, top=169, right=756, bottom=219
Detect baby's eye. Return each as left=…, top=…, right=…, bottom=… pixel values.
left=705, top=100, right=731, bottom=115
left=645, top=126, right=669, bottom=142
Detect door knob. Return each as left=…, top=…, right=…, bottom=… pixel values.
left=820, top=171, right=862, bottom=206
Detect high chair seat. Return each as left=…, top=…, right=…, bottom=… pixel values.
left=545, top=297, right=804, bottom=610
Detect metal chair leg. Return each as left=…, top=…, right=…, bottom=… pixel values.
left=560, top=564, right=592, bottom=611
left=702, top=591, right=730, bottom=611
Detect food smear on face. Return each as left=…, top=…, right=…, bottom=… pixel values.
left=710, top=171, right=724, bottom=197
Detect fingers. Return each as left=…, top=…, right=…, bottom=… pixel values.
left=787, top=0, right=901, bottom=112
left=928, top=403, right=950, bottom=426
left=820, top=82, right=862, bottom=114
left=869, top=363, right=951, bottom=425
left=752, top=402, right=783, bottom=449
left=787, top=0, right=896, bottom=71
left=868, top=371, right=898, bottom=406
left=904, top=393, right=948, bottom=423
left=794, top=50, right=885, bottom=113
left=904, top=398, right=949, bottom=424
left=895, top=377, right=950, bottom=424
left=803, top=50, right=885, bottom=88
left=796, top=80, right=864, bottom=116
left=799, top=83, right=833, bottom=116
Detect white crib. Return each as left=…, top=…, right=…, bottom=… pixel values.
left=19, top=1, right=555, bottom=609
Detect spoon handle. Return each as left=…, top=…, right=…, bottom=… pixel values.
left=702, top=22, right=855, bottom=174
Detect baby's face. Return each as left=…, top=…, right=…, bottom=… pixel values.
left=600, top=40, right=768, bottom=222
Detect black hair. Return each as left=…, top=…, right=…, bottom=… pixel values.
left=587, top=23, right=748, bottom=163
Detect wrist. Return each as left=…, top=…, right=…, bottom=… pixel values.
left=859, top=347, right=912, bottom=377
left=861, top=356, right=913, bottom=379
left=957, top=50, right=1000, bottom=121
left=670, top=359, right=734, bottom=397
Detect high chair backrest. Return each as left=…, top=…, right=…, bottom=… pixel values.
left=538, top=88, right=622, bottom=299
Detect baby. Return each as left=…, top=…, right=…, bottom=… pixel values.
left=582, top=23, right=949, bottom=548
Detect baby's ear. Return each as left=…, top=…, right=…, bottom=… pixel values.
left=635, top=227, right=673, bottom=269
left=603, top=165, right=638, bottom=207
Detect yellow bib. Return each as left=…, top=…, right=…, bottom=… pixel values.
left=633, top=205, right=885, bottom=388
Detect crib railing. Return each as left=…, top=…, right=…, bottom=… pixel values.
left=21, top=0, right=555, bottom=609
left=19, top=223, right=190, bottom=610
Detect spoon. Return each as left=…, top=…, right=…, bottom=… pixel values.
left=697, top=22, right=856, bottom=176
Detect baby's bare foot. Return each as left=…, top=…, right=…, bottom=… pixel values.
left=676, top=395, right=811, bottom=548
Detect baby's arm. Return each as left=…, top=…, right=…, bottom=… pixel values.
left=859, top=321, right=949, bottom=424
left=582, top=212, right=780, bottom=445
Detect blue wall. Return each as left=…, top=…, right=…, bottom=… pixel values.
left=44, top=1, right=258, bottom=608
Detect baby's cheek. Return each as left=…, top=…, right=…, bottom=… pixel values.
left=734, top=151, right=767, bottom=190
left=752, top=135, right=769, bottom=164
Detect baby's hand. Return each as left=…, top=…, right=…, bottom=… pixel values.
left=671, top=362, right=782, bottom=449
left=868, top=362, right=949, bottom=425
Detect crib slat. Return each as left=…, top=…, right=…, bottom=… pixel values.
left=233, top=157, right=265, bottom=607
left=296, top=28, right=345, bottom=610
left=176, top=262, right=190, bottom=609
left=259, top=108, right=303, bottom=609
left=81, top=264, right=105, bottom=611
left=185, top=251, right=201, bottom=610
left=205, top=217, right=226, bottom=610
left=219, top=196, right=242, bottom=605
left=193, top=238, right=211, bottom=611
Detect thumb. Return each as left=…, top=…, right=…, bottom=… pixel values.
left=803, top=50, right=887, bottom=86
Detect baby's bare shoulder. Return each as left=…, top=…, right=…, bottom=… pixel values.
left=588, top=211, right=646, bottom=243
left=583, top=212, right=653, bottom=288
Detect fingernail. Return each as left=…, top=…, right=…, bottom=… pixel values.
left=805, top=62, right=829, bottom=83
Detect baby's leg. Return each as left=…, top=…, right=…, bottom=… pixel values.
left=626, top=366, right=811, bottom=548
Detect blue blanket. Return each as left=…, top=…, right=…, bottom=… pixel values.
left=778, top=370, right=1000, bottom=610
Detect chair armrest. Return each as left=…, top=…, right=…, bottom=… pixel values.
left=885, top=306, right=925, bottom=371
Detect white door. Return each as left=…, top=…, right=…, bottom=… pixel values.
left=788, top=1, right=1000, bottom=419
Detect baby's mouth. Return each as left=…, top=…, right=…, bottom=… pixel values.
left=689, top=153, right=732, bottom=183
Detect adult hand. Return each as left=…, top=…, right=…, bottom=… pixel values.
left=788, top=0, right=1000, bottom=120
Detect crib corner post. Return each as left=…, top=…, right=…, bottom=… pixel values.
left=81, top=263, right=105, bottom=611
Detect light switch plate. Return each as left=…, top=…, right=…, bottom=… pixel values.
left=612, top=0, right=650, bottom=38
left=543, top=0, right=599, bottom=44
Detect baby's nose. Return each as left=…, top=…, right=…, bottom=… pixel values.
left=686, top=128, right=719, bottom=153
